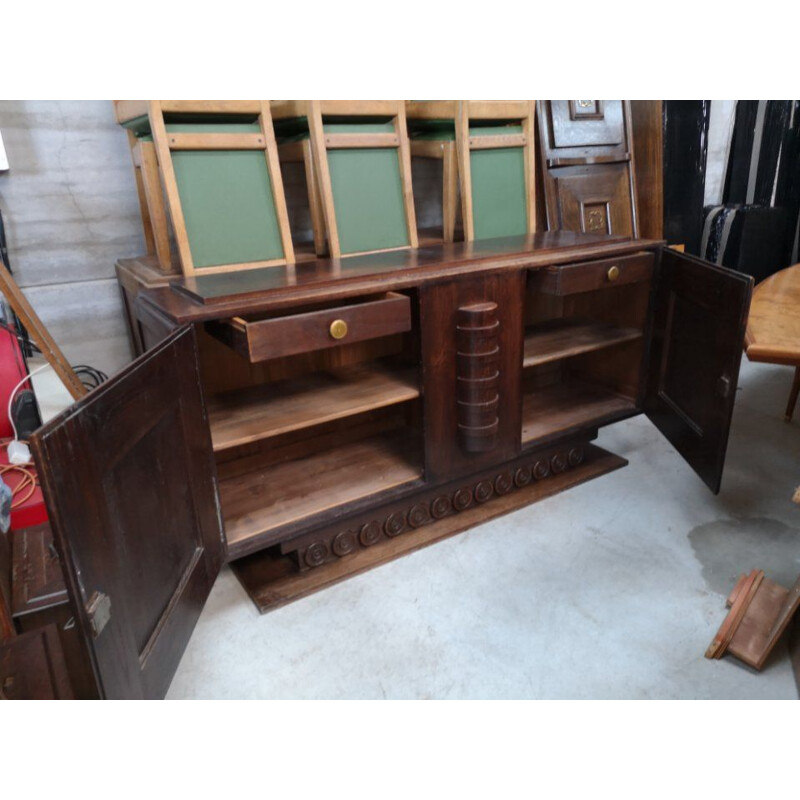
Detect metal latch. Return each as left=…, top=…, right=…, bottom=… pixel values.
left=717, top=375, right=732, bottom=398
left=86, top=591, right=111, bottom=638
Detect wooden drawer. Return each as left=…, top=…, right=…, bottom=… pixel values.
left=532, top=252, right=654, bottom=296
left=206, top=292, right=412, bottom=362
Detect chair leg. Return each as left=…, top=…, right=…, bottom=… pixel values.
left=785, top=366, right=800, bottom=422
left=442, top=141, right=458, bottom=243
left=302, top=139, right=327, bottom=256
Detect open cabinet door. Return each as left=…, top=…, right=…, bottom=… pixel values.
left=30, top=326, right=223, bottom=699
left=645, top=249, right=753, bottom=494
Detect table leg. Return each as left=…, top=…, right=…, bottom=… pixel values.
left=786, top=366, right=800, bottom=422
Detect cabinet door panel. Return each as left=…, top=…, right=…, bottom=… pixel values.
left=546, top=163, right=635, bottom=237
left=645, top=249, right=753, bottom=493
left=31, top=326, right=223, bottom=699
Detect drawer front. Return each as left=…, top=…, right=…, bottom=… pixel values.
left=208, top=292, right=412, bottom=362
left=534, top=252, right=654, bottom=296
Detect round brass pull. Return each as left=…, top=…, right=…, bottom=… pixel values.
left=607, top=265, right=620, bottom=282
left=329, top=319, right=348, bottom=340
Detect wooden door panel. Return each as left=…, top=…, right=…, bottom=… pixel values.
left=547, top=163, right=635, bottom=237
left=0, top=625, right=73, bottom=700
left=549, top=100, right=626, bottom=150
left=645, top=249, right=753, bottom=493
left=31, top=326, right=223, bottom=699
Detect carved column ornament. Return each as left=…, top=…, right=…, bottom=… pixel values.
left=456, top=301, right=500, bottom=453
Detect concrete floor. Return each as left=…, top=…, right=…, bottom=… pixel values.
left=167, top=359, right=800, bottom=699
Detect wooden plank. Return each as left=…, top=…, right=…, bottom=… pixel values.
left=231, top=443, right=628, bottom=613
left=259, top=101, right=295, bottom=265
left=150, top=100, right=196, bottom=274
left=138, top=140, right=172, bottom=270
left=166, top=133, right=266, bottom=150
left=468, top=133, right=527, bottom=150
left=728, top=575, right=800, bottom=669
left=160, top=100, right=262, bottom=115
left=523, top=320, right=642, bottom=368
left=324, top=133, right=400, bottom=149
left=219, top=431, right=422, bottom=552
left=522, top=380, right=636, bottom=444
left=396, top=103, right=419, bottom=250
left=208, top=365, right=419, bottom=452
left=0, top=267, right=87, bottom=400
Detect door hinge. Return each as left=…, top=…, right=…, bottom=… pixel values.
left=85, top=591, right=111, bottom=638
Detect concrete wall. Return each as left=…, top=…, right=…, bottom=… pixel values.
left=0, top=100, right=145, bottom=376
left=0, top=101, right=447, bottom=378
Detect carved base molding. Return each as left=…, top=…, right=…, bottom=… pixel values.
left=230, top=442, right=629, bottom=614
left=297, top=443, right=586, bottom=571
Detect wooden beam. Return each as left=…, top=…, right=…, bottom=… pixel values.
left=166, top=133, right=266, bottom=151
left=323, top=133, right=400, bottom=149
left=468, top=133, right=527, bottom=150
left=0, top=268, right=87, bottom=401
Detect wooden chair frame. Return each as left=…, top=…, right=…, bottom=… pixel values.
left=406, top=101, right=461, bottom=244
left=115, top=100, right=295, bottom=277
left=455, top=100, right=537, bottom=243
left=273, top=101, right=418, bottom=259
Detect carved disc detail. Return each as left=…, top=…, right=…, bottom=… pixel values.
left=474, top=479, right=494, bottom=503
left=533, top=460, right=550, bottom=480
left=431, top=495, right=452, bottom=519
left=304, top=541, right=329, bottom=569
left=494, top=470, right=513, bottom=495
left=514, top=466, right=532, bottom=487
left=453, top=487, right=473, bottom=511
left=332, top=530, right=357, bottom=557
left=359, top=521, right=382, bottom=547
left=551, top=453, right=567, bottom=473
left=408, top=503, right=431, bottom=528
left=384, top=511, right=407, bottom=537
left=568, top=447, right=584, bottom=467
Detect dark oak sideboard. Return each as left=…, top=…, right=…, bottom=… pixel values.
left=25, top=231, right=751, bottom=698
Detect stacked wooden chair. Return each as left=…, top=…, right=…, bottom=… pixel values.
left=272, top=100, right=418, bottom=258
left=114, top=100, right=294, bottom=276
left=406, top=100, right=537, bottom=243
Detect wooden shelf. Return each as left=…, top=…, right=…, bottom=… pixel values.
left=208, top=365, right=419, bottom=452
left=220, top=431, right=422, bottom=555
left=522, top=380, right=637, bottom=444
left=523, top=320, right=642, bottom=369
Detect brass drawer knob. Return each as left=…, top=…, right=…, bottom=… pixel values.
left=329, top=319, right=348, bottom=340
left=607, top=265, right=620, bottom=282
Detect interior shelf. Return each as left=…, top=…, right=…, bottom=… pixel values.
left=522, top=380, right=637, bottom=445
left=219, top=431, right=422, bottom=552
left=522, top=320, right=642, bottom=369
left=208, top=365, right=419, bottom=452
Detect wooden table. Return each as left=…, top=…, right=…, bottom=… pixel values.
left=745, top=263, right=800, bottom=421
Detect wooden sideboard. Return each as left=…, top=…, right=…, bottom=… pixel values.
left=27, top=231, right=751, bottom=698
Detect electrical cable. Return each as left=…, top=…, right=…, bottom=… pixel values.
left=6, top=363, right=50, bottom=441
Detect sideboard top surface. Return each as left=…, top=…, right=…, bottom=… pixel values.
left=133, top=231, right=663, bottom=324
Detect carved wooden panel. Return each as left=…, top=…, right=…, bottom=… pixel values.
left=541, top=100, right=628, bottom=159
left=456, top=302, right=500, bottom=453
left=291, top=443, right=588, bottom=571
left=420, top=272, right=524, bottom=482
left=546, top=163, right=635, bottom=237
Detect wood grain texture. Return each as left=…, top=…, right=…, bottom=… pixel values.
left=208, top=365, right=419, bottom=452
left=0, top=625, right=73, bottom=699
left=231, top=442, right=626, bottom=613
left=522, top=380, right=637, bottom=445
left=220, top=430, right=423, bottom=558
left=420, top=271, right=524, bottom=482
left=630, top=101, right=664, bottom=240
left=30, top=326, right=224, bottom=699
left=206, top=291, right=411, bottom=363
left=154, top=233, right=658, bottom=320
left=523, top=320, right=642, bottom=368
